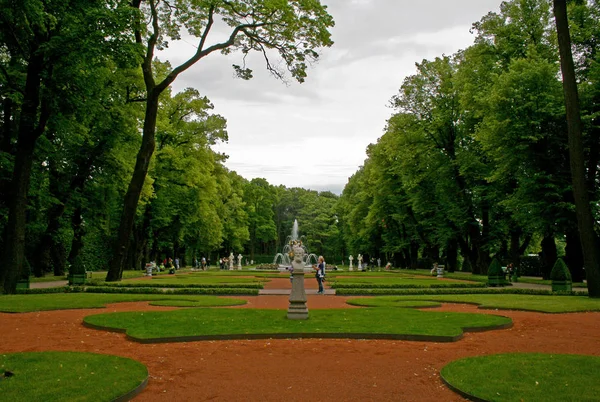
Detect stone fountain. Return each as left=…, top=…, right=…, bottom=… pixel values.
left=273, top=219, right=319, bottom=272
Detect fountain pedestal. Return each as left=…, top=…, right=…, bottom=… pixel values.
left=287, top=246, right=308, bottom=320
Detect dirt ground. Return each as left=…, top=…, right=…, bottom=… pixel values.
left=2, top=278, right=600, bottom=401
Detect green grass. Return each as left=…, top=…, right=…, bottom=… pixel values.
left=441, top=353, right=600, bottom=402
left=0, top=351, right=147, bottom=402
left=0, top=294, right=245, bottom=313
left=346, top=294, right=600, bottom=313
left=29, top=275, right=68, bottom=283
left=516, top=277, right=586, bottom=287
left=83, top=307, right=510, bottom=341
left=148, top=298, right=246, bottom=307
left=330, top=276, right=477, bottom=288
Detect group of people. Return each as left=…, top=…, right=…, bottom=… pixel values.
left=192, top=257, right=208, bottom=270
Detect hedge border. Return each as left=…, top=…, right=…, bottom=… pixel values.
left=85, top=281, right=263, bottom=289
left=331, top=283, right=486, bottom=289
left=334, top=288, right=587, bottom=296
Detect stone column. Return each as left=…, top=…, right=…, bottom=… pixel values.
left=288, top=245, right=308, bottom=319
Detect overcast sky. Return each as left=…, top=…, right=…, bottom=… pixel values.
left=160, top=0, right=504, bottom=194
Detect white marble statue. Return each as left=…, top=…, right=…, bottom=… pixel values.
left=348, top=255, right=354, bottom=271
left=377, top=258, right=381, bottom=268
left=358, top=253, right=363, bottom=270
left=229, top=252, right=234, bottom=270
left=238, top=254, right=243, bottom=270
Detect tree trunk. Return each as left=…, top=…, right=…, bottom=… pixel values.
left=68, top=207, right=85, bottom=267
left=565, top=229, right=585, bottom=283
left=445, top=238, right=458, bottom=273
left=554, top=0, right=600, bottom=297
left=1, top=54, right=45, bottom=293
left=540, top=234, right=558, bottom=280
left=106, top=93, right=159, bottom=281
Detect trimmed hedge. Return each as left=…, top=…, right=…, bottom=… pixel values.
left=331, top=283, right=486, bottom=289
left=85, top=281, right=263, bottom=289
left=550, top=258, right=572, bottom=292
left=83, top=286, right=259, bottom=295
left=334, top=287, right=587, bottom=296
left=15, top=286, right=84, bottom=294
left=550, top=258, right=572, bottom=281
left=487, top=258, right=506, bottom=287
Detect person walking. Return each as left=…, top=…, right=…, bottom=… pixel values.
left=316, top=256, right=325, bottom=294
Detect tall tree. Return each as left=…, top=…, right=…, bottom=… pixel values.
left=0, top=0, right=135, bottom=293
left=553, top=0, right=600, bottom=297
left=107, top=0, right=334, bottom=281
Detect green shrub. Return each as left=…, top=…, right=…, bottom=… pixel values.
left=487, top=258, right=506, bottom=287
left=550, top=258, right=572, bottom=282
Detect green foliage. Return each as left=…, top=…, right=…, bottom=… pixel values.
left=550, top=258, right=572, bottom=281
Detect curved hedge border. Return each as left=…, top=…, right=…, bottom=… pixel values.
left=85, top=281, right=263, bottom=289
left=334, top=288, right=587, bottom=296
left=331, top=283, right=486, bottom=289
left=14, top=286, right=258, bottom=295
left=84, top=286, right=259, bottom=295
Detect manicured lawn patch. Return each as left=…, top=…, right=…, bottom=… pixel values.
left=0, top=351, right=147, bottom=402
left=331, top=277, right=483, bottom=289
left=346, top=294, right=600, bottom=313
left=83, top=307, right=511, bottom=342
left=441, top=353, right=600, bottom=402
left=149, top=298, right=246, bottom=307
left=0, top=294, right=245, bottom=313
left=146, top=275, right=265, bottom=284
left=29, top=275, right=68, bottom=283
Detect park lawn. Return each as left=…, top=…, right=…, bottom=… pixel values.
left=83, top=307, right=510, bottom=341
left=441, top=353, right=600, bottom=402
left=330, top=276, right=474, bottom=287
left=0, top=294, right=245, bottom=313
left=0, top=351, right=147, bottom=402
left=346, top=294, right=600, bottom=313
left=29, top=275, right=68, bottom=283
left=516, top=277, right=586, bottom=288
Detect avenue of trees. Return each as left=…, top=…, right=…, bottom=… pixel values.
left=339, top=0, right=600, bottom=296
left=0, top=0, right=335, bottom=292
left=2, top=0, right=600, bottom=298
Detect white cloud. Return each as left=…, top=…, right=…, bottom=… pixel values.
left=160, top=0, right=504, bottom=194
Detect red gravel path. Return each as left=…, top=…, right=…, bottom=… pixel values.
left=1, top=281, right=600, bottom=401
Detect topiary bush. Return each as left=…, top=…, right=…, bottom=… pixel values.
left=550, top=258, right=572, bottom=292
left=487, top=258, right=506, bottom=287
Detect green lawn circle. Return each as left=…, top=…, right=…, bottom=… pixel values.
left=441, top=353, right=600, bottom=402
left=0, top=351, right=148, bottom=402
